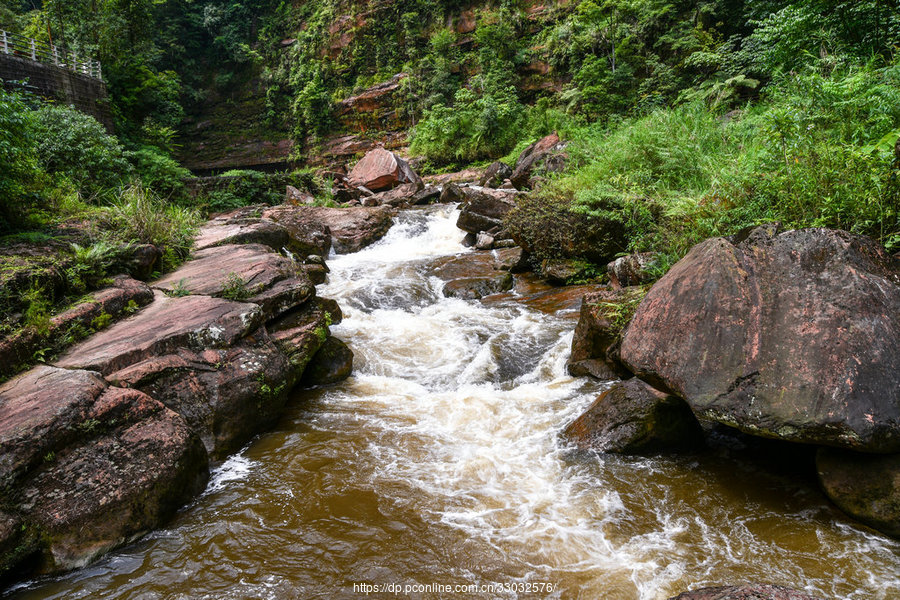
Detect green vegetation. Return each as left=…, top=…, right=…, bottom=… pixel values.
left=221, top=272, right=251, bottom=301
left=514, top=61, right=900, bottom=271
left=1, top=0, right=899, bottom=296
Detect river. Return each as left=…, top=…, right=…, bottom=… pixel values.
left=8, top=205, right=900, bottom=599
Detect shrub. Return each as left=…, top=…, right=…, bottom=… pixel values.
left=0, top=88, right=42, bottom=231
left=32, top=104, right=132, bottom=200
left=410, top=86, right=524, bottom=164
left=129, top=146, right=191, bottom=199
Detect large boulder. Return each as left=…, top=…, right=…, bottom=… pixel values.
left=427, top=253, right=516, bottom=300
left=264, top=205, right=394, bottom=254
left=505, top=195, right=627, bottom=265
left=153, top=244, right=315, bottom=319
left=668, top=585, right=824, bottom=600
left=257, top=206, right=333, bottom=257
left=620, top=225, right=900, bottom=452
left=455, top=188, right=519, bottom=234
left=563, top=378, right=703, bottom=454
left=347, top=147, right=422, bottom=192
left=0, top=367, right=208, bottom=575
left=817, top=448, right=900, bottom=536
left=194, top=214, right=294, bottom=253
left=510, top=132, right=565, bottom=190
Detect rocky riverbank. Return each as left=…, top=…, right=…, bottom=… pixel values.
left=558, top=222, right=900, bottom=543
left=0, top=203, right=395, bottom=582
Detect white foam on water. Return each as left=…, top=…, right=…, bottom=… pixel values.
left=205, top=453, right=255, bottom=495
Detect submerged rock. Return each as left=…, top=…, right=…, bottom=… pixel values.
left=443, top=273, right=513, bottom=299
left=563, top=378, right=703, bottom=454
left=621, top=225, right=900, bottom=452
left=817, top=448, right=900, bottom=536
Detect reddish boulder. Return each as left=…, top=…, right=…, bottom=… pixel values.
left=153, top=244, right=315, bottom=319
left=620, top=225, right=900, bottom=452
left=668, top=585, right=824, bottom=600
left=0, top=367, right=208, bottom=575
left=347, top=147, right=422, bottom=192
left=510, top=132, right=565, bottom=190
left=56, top=293, right=264, bottom=376
left=456, top=188, right=520, bottom=234
left=563, top=378, right=703, bottom=454
left=54, top=294, right=303, bottom=456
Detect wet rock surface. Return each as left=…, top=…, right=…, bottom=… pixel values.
left=563, top=378, right=703, bottom=454
left=302, top=336, right=354, bottom=386
left=620, top=225, right=900, bottom=453
left=455, top=187, right=520, bottom=234
left=567, top=288, right=636, bottom=380
left=817, top=448, right=900, bottom=536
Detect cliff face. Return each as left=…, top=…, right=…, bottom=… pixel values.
left=177, top=0, right=574, bottom=172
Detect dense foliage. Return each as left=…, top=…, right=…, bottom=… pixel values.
left=2, top=0, right=899, bottom=272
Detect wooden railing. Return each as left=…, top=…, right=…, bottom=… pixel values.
left=0, top=29, right=102, bottom=80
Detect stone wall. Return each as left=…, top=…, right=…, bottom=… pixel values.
left=0, top=53, right=114, bottom=131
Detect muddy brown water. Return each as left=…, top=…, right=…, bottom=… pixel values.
left=8, top=205, right=900, bottom=599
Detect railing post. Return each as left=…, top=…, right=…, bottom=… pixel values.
left=30, top=38, right=36, bottom=60
left=52, top=45, right=58, bottom=66
left=1, top=31, right=7, bottom=55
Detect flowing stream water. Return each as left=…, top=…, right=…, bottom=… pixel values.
left=8, top=205, right=900, bottom=600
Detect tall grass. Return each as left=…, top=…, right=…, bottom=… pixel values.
left=104, top=184, right=201, bottom=270
left=525, top=61, right=900, bottom=271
